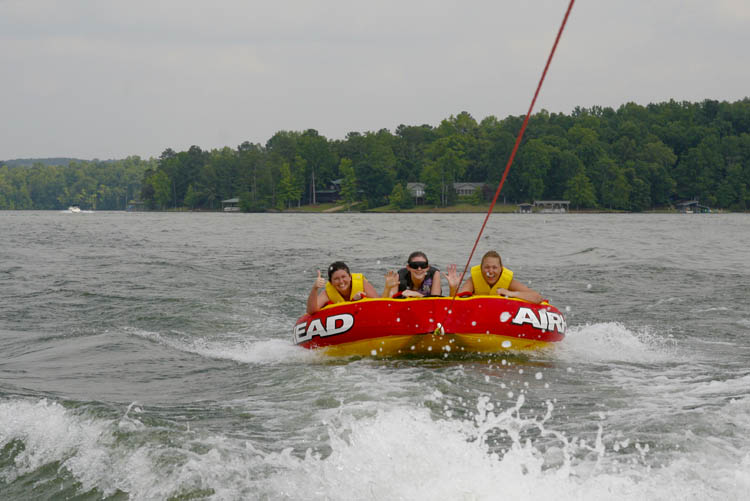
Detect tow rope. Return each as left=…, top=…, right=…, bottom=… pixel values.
left=438, top=0, right=576, bottom=334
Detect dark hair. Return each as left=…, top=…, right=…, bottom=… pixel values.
left=407, top=251, right=428, bottom=264
left=481, top=250, right=502, bottom=268
left=327, top=261, right=351, bottom=280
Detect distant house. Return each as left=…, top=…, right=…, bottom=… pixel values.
left=315, top=179, right=342, bottom=204
left=126, top=200, right=145, bottom=212
left=407, top=182, right=425, bottom=205
left=676, top=200, right=711, bottom=213
left=533, top=200, right=570, bottom=213
left=221, top=197, right=240, bottom=212
left=454, top=182, right=485, bottom=197
left=407, top=182, right=486, bottom=205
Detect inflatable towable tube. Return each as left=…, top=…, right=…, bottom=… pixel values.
left=293, top=295, right=566, bottom=357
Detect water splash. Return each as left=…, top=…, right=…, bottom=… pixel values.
left=557, top=322, right=679, bottom=364
left=125, top=327, right=319, bottom=364
left=2, top=393, right=748, bottom=500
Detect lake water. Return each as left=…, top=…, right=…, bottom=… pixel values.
left=1, top=211, right=749, bottom=500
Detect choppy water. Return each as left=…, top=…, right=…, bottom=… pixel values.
left=1, top=211, right=749, bottom=500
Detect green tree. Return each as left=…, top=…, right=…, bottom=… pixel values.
left=545, top=150, right=581, bottom=200
left=276, top=162, right=303, bottom=209
left=563, top=166, right=596, bottom=209
left=716, top=163, right=747, bottom=209
left=347, top=131, right=397, bottom=208
left=469, top=186, right=483, bottom=205
left=394, top=124, right=437, bottom=182
left=639, top=140, right=677, bottom=205
left=339, top=158, right=358, bottom=211
left=0, top=168, right=13, bottom=208
left=422, top=137, right=468, bottom=207
left=207, top=146, right=240, bottom=203
left=184, top=184, right=200, bottom=209
left=356, top=160, right=395, bottom=208
left=238, top=190, right=265, bottom=212
left=150, top=170, right=171, bottom=209
left=297, top=129, right=338, bottom=204
left=600, top=162, right=631, bottom=209
left=291, top=155, right=307, bottom=207
left=628, top=174, right=651, bottom=212
left=421, top=162, right=442, bottom=206
left=674, top=134, right=722, bottom=202
left=389, top=183, right=405, bottom=211
left=512, top=139, right=553, bottom=202
left=389, top=183, right=413, bottom=210
left=237, top=141, right=265, bottom=204
left=198, top=163, right=220, bottom=209
left=568, top=125, right=605, bottom=170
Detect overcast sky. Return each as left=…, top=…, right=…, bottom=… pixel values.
left=1, top=0, right=748, bottom=160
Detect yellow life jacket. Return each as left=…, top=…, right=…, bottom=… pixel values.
left=470, top=265, right=513, bottom=295
left=325, top=273, right=365, bottom=303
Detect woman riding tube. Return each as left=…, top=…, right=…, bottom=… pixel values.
left=457, top=250, right=543, bottom=304
left=306, top=261, right=379, bottom=314
left=383, top=251, right=458, bottom=298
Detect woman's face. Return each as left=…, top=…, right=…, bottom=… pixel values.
left=330, top=269, right=352, bottom=294
left=407, top=257, right=429, bottom=281
left=481, top=257, right=502, bottom=284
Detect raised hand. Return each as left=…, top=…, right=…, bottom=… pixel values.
left=313, top=270, right=326, bottom=289
left=384, top=270, right=399, bottom=290
left=445, top=263, right=460, bottom=291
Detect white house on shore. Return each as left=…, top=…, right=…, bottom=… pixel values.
left=406, top=182, right=486, bottom=204
left=406, top=182, right=426, bottom=204
left=453, top=182, right=485, bottom=196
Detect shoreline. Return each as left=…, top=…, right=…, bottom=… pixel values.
left=2, top=204, right=735, bottom=214
left=278, top=203, right=726, bottom=214
left=2, top=209, right=734, bottom=214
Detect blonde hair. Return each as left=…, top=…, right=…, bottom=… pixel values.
left=481, top=250, right=502, bottom=268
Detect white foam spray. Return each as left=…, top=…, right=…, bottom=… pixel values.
left=2, top=392, right=748, bottom=500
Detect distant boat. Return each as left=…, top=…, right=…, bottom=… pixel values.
left=67, top=205, right=81, bottom=213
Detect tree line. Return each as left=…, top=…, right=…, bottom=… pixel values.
left=3, top=98, right=750, bottom=211
left=0, top=157, right=152, bottom=210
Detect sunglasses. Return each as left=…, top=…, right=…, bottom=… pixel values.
left=408, top=261, right=429, bottom=269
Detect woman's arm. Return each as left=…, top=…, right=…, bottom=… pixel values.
left=306, top=271, right=329, bottom=314
left=430, top=270, right=443, bottom=296
left=458, top=273, right=475, bottom=294
left=500, top=279, right=543, bottom=304
left=357, top=278, right=379, bottom=300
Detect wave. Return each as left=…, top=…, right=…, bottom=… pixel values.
left=259, top=398, right=749, bottom=501
left=694, top=306, right=731, bottom=313
left=0, top=398, right=273, bottom=499
left=556, top=322, right=680, bottom=364
left=2, top=395, right=747, bottom=500
left=684, top=373, right=750, bottom=400
left=121, top=321, right=686, bottom=368
left=124, top=327, right=319, bottom=365
left=562, top=247, right=599, bottom=256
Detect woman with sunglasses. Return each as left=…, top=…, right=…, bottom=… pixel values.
left=307, top=261, right=379, bottom=314
left=383, top=251, right=448, bottom=298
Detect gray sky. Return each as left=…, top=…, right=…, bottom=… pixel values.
left=1, top=0, right=748, bottom=160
